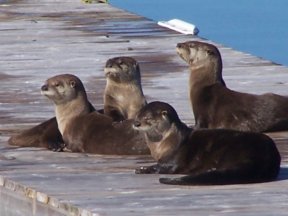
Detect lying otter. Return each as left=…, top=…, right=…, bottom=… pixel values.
left=9, top=56, right=147, bottom=150
left=40, top=74, right=148, bottom=155
left=177, top=40, right=288, bottom=132
left=8, top=117, right=63, bottom=151
left=134, top=101, right=281, bottom=185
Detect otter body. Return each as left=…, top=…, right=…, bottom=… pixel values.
left=8, top=117, right=63, bottom=150
left=177, top=40, right=288, bottom=132
left=8, top=102, right=95, bottom=151
left=134, top=101, right=281, bottom=185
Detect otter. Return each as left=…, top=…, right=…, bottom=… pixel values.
left=8, top=99, right=95, bottom=151
left=8, top=56, right=147, bottom=149
left=41, top=74, right=148, bottom=155
left=133, top=101, right=281, bottom=185
left=104, top=56, right=147, bottom=121
left=8, top=117, right=63, bottom=151
left=177, top=40, right=288, bottom=132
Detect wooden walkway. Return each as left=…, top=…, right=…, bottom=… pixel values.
left=0, top=0, right=288, bottom=215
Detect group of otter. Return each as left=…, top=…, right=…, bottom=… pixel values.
left=9, top=41, right=286, bottom=186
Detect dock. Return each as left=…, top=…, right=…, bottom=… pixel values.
left=1, top=0, right=288, bottom=215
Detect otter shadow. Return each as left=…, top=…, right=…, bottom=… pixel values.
left=277, top=167, right=288, bottom=181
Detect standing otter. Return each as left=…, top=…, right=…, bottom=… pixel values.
left=41, top=74, right=148, bottom=155
left=177, top=40, right=288, bottom=132
left=8, top=57, right=147, bottom=149
left=134, top=101, right=281, bottom=185
left=104, top=56, right=147, bottom=121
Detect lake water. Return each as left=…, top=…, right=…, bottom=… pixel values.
left=110, top=0, right=288, bottom=66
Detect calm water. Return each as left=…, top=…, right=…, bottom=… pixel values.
left=110, top=0, right=288, bottom=66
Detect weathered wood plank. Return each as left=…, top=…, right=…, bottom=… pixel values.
left=1, top=0, right=288, bottom=215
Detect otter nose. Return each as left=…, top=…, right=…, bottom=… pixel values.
left=41, top=85, right=48, bottom=91
left=134, top=121, right=141, bottom=127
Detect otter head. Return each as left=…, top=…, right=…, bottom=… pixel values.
left=41, top=74, right=86, bottom=105
left=41, top=74, right=89, bottom=136
left=134, top=101, right=187, bottom=161
left=104, top=57, right=140, bottom=84
left=176, top=41, right=221, bottom=65
left=133, top=101, right=181, bottom=142
left=177, top=41, right=224, bottom=86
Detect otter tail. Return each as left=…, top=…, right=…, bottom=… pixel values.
left=159, top=169, right=278, bottom=186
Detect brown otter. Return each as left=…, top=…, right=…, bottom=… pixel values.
left=41, top=73, right=148, bottom=155
left=104, top=56, right=147, bottom=121
left=8, top=100, right=95, bottom=151
left=8, top=117, right=63, bottom=151
left=133, top=101, right=281, bottom=185
left=8, top=57, right=147, bottom=150
left=177, top=40, right=288, bottom=132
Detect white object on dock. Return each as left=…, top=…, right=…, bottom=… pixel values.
left=158, top=19, right=199, bottom=35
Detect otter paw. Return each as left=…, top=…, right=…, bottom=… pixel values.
left=135, top=166, right=150, bottom=174
left=48, top=142, right=66, bottom=152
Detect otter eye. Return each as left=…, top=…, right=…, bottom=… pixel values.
left=188, top=43, right=195, bottom=48
left=144, top=116, right=149, bottom=120
left=54, top=82, right=60, bottom=87
left=70, top=80, right=76, bottom=88
left=144, top=115, right=152, bottom=121
left=207, top=50, right=214, bottom=55
left=161, top=110, right=168, bottom=116
left=118, top=59, right=123, bottom=65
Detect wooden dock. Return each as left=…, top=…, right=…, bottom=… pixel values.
left=1, top=0, right=288, bottom=215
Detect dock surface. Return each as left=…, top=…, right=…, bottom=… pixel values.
left=1, top=0, right=288, bottom=215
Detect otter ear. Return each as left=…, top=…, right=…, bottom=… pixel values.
left=134, top=62, right=140, bottom=71
left=70, top=80, right=76, bottom=88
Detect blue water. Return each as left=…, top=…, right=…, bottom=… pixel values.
left=110, top=0, right=288, bottom=66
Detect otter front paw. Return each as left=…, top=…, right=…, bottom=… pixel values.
left=135, top=166, right=150, bottom=174
left=135, top=164, right=160, bottom=174
left=48, top=142, right=66, bottom=152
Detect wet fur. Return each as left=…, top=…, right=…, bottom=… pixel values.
left=134, top=101, right=281, bottom=185
left=177, top=41, right=288, bottom=132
